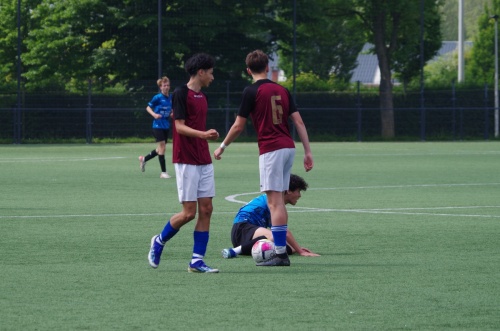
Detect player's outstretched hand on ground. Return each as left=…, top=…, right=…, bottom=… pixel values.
left=299, top=247, right=320, bottom=257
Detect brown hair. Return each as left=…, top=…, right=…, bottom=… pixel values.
left=245, top=50, right=269, bottom=74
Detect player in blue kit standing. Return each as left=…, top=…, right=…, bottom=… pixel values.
left=148, top=53, right=220, bottom=273
left=139, top=76, right=173, bottom=179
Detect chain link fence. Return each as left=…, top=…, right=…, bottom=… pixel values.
left=0, top=82, right=496, bottom=143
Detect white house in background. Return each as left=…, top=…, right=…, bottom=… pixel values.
left=268, top=52, right=286, bottom=82
left=350, top=41, right=473, bottom=85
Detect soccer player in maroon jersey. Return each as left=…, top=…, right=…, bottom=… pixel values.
left=148, top=53, right=221, bottom=273
left=214, top=50, right=314, bottom=266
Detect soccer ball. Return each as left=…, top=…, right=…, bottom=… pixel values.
left=251, top=239, right=276, bottom=263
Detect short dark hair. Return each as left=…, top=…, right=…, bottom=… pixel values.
left=185, top=53, right=215, bottom=76
left=289, top=174, right=308, bottom=192
left=245, top=50, right=268, bottom=74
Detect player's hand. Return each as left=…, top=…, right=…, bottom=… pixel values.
left=214, top=147, right=224, bottom=160
left=154, top=114, right=162, bottom=119
left=204, top=129, right=219, bottom=141
left=299, top=248, right=320, bottom=257
left=304, top=153, right=314, bottom=172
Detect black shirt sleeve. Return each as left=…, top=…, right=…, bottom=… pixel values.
left=238, top=85, right=257, bottom=118
left=172, top=85, right=189, bottom=120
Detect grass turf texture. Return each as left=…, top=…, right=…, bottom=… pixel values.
left=1, top=142, right=499, bottom=330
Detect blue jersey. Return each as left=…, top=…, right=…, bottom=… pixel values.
left=148, top=93, right=172, bottom=129
left=233, top=194, right=271, bottom=228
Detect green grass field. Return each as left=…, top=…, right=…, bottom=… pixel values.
left=1, top=142, right=499, bottom=330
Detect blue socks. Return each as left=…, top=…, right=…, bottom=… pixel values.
left=271, top=225, right=288, bottom=255
left=159, top=221, right=178, bottom=243
left=191, top=231, right=209, bottom=266
left=159, top=224, right=210, bottom=266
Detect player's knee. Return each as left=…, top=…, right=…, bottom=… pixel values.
left=181, top=212, right=196, bottom=222
left=198, top=206, right=213, bottom=219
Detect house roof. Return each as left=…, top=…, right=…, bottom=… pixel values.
left=350, top=41, right=473, bottom=84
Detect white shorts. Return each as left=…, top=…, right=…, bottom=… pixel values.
left=174, top=163, right=215, bottom=203
left=258, top=148, right=295, bottom=192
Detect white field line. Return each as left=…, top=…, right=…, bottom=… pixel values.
left=284, top=207, right=500, bottom=219
left=0, top=157, right=126, bottom=163
left=2, top=183, right=499, bottom=219
left=223, top=183, right=500, bottom=219
left=2, top=207, right=499, bottom=220
left=310, top=183, right=500, bottom=190
left=335, top=151, right=500, bottom=157
left=0, top=211, right=236, bottom=219
left=225, top=183, right=500, bottom=204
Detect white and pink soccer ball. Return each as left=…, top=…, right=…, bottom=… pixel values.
left=251, top=239, right=276, bottom=263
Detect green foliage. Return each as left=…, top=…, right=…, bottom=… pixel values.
left=467, top=1, right=500, bottom=86
left=440, top=0, right=492, bottom=41
left=277, top=0, right=364, bottom=83
left=342, top=0, right=442, bottom=86
left=331, top=0, right=443, bottom=137
left=423, top=52, right=459, bottom=87
left=0, top=0, right=461, bottom=96
left=0, top=0, right=16, bottom=90
left=392, top=0, right=443, bottom=86
left=20, top=0, right=116, bottom=91
left=280, top=72, right=330, bottom=92
left=1, top=0, right=286, bottom=92
left=0, top=0, right=41, bottom=91
left=280, top=71, right=351, bottom=92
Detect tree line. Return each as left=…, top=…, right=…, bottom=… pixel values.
left=1, top=0, right=499, bottom=137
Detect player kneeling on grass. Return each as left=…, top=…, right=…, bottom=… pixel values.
left=222, top=174, right=320, bottom=259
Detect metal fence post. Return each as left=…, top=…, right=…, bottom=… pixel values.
left=15, top=0, right=22, bottom=144
left=484, top=83, right=490, bottom=140
left=451, top=80, right=456, bottom=140
left=225, top=80, right=230, bottom=134
left=459, top=106, right=464, bottom=141
left=356, top=81, right=362, bottom=142
left=86, top=79, right=92, bottom=144
left=419, top=0, right=426, bottom=141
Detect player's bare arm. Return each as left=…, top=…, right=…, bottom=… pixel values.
left=175, top=119, right=219, bottom=140
left=147, top=106, right=162, bottom=119
left=214, top=116, right=247, bottom=160
left=290, top=112, right=314, bottom=172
